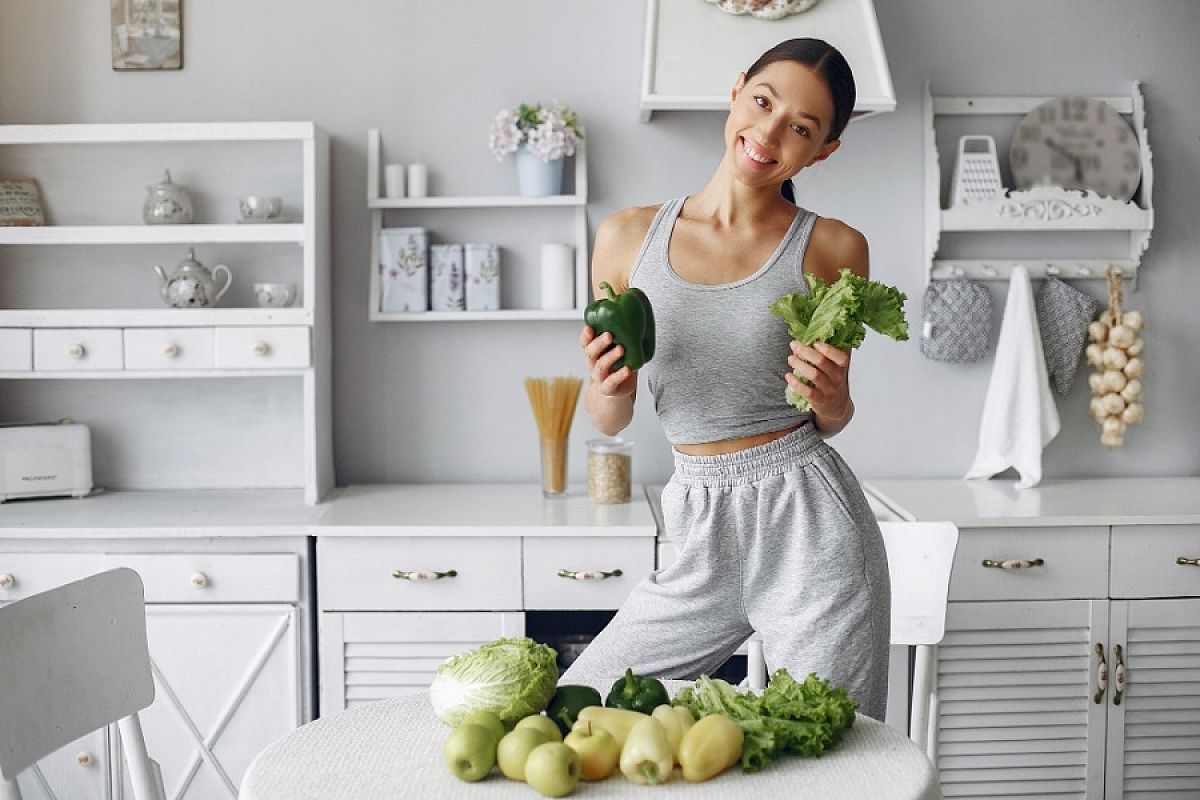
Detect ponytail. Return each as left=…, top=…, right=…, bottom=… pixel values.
left=781, top=179, right=796, bottom=205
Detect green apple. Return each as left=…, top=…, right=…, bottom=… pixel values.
left=514, top=714, right=563, bottom=742
left=524, top=741, right=581, bottom=798
left=443, top=723, right=496, bottom=782
left=460, top=709, right=505, bottom=744
left=496, top=727, right=550, bottom=781
left=563, top=721, right=620, bottom=781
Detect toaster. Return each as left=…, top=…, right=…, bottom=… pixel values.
left=0, top=419, right=93, bottom=502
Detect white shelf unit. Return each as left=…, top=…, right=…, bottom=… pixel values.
left=0, top=121, right=333, bottom=503
left=366, top=129, right=589, bottom=321
left=923, top=83, right=1154, bottom=286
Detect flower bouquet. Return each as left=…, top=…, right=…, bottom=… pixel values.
left=488, top=102, right=584, bottom=196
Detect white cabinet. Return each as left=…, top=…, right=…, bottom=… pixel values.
left=10, top=732, right=109, bottom=800
left=365, top=129, right=589, bottom=321
left=0, top=121, right=332, bottom=502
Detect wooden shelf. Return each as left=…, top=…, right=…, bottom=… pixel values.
left=369, top=196, right=584, bottom=209
left=369, top=308, right=580, bottom=322
left=0, top=307, right=311, bottom=327
left=0, top=223, right=304, bottom=245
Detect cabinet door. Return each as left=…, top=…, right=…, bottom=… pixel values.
left=12, top=731, right=109, bottom=800
left=936, top=600, right=1107, bottom=799
left=114, top=604, right=299, bottom=800
left=320, top=611, right=524, bottom=712
left=1105, top=598, right=1200, bottom=800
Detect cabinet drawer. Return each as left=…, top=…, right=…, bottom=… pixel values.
left=0, top=553, right=106, bottom=602
left=0, top=328, right=33, bottom=371
left=107, top=554, right=299, bottom=603
left=949, top=526, right=1108, bottom=601
left=124, top=327, right=214, bottom=370
left=524, top=537, right=654, bottom=610
left=34, top=328, right=124, bottom=371
left=1111, top=525, right=1200, bottom=598
left=318, top=537, right=521, bottom=611
left=214, top=326, right=310, bottom=369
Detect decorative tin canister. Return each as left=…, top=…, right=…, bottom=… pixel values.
left=430, top=244, right=465, bottom=312
left=378, top=227, right=428, bottom=312
left=464, top=243, right=501, bottom=311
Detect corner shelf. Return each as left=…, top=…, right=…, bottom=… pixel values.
left=366, top=129, right=589, bottom=322
left=924, top=82, right=1154, bottom=286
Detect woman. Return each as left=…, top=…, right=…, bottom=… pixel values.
left=561, top=38, right=891, bottom=720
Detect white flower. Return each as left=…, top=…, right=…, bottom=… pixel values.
left=488, top=109, right=522, bottom=161
left=487, top=101, right=584, bottom=162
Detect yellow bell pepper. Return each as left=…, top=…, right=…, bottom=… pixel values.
left=619, top=717, right=674, bottom=785
left=679, top=713, right=744, bottom=782
left=651, top=704, right=695, bottom=764
left=572, top=706, right=649, bottom=749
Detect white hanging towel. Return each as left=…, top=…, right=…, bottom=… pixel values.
left=965, top=265, right=1061, bottom=489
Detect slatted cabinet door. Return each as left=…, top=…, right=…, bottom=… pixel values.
left=1105, top=599, right=1200, bottom=800
left=320, top=611, right=525, bottom=712
left=936, top=600, right=1108, bottom=799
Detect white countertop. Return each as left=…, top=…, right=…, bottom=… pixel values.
left=864, top=477, right=1200, bottom=528
left=312, top=483, right=657, bottom=537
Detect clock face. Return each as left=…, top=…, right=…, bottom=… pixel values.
left=1009, top=97, right=1142, bottom=202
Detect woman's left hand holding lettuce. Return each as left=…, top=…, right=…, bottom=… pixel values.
left=786, top=340, right=854, bottom=436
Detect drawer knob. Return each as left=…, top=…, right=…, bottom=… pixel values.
left=981, top=558, right=1044, bottom=570
left=0, top=573, right=14, bottom=589
left=68, top=343, right=86, bottom=359
left=163, top=343, right=180, bottom=358
left=557, top=568, right=623, bottom=582
left=190, top=572, right=209, bottom=588
left=392, top=569, right=457, bottom=582
left=77, top=751, right=95, bottom=767
left=1177, top=556, right=1200, bottom=567
left=252, top=341, right=271, bottom=357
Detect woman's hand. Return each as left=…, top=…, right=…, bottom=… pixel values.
left=582, top=325, right=637, bottom=399
left=786, top=341, right=853, bottom=434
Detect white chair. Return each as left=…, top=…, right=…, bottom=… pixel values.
left=745, top=521, right=959, bottom=762
left=0, top=568, right=166, bottom=800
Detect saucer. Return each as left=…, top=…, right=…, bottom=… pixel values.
left=236, top=216, right=290, bottom=224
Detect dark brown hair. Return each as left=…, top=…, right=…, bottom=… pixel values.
left=745, top=37, right=856, bottom=144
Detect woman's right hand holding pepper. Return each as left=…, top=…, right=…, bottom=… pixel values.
left=581, top=325, right=636, bottom=400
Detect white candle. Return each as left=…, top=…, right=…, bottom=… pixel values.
left=384, top=164, right=406, bottom=198
left=406, top=163, right=428, bottom=198
left=540, top=243, right=575, bottom=310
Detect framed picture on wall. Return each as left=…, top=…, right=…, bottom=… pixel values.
left=111, top=0, right=182, bottom=71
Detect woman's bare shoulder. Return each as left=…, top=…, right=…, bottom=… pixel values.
left=592, top=204, right=661, bottom=290
left=807, top=216, right=870, bottom=281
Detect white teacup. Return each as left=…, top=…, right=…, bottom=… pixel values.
left=239, top=195, right=282, bottom=221
left=254, top=282, right=297, bottom=308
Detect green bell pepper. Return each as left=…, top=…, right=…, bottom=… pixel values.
left=545, top=684, right=603, bottom=735
left=583, top=282, right=655, bottom=372
left=605, top=668, right=670, bottom=714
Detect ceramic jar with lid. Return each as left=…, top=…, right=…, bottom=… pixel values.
left=143, top=169, right=194, bottom=224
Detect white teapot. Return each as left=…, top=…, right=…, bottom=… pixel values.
left=153, top=248, right=232, bottom=308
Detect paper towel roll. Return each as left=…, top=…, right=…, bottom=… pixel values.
left=540, top=243, right=575, bottom=310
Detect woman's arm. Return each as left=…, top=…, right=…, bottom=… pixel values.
left=791, top=219, right=870, bottom=438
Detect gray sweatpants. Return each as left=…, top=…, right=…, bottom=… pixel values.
left=561, top=423, right=891, bottom=720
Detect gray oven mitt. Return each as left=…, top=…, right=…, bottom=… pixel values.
left=1036, top=276, right=1099, bottom=395
left=920, top=278, right=993, bottom=363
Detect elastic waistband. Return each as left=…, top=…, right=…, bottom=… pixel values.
left=671, top=423, right=825, bottom=487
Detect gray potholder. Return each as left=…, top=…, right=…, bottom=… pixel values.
left=920, top=278, right=993, bottom=363
left=1036, top=276, right=1099, bottom=395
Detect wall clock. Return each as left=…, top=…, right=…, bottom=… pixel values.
left=1009, top=96, right=1142, bottom=202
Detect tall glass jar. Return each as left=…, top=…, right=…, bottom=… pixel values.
left=587, top=438, right=633, bottom=504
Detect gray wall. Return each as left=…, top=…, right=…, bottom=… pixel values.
left=2, top=0, right=1198, bottom=487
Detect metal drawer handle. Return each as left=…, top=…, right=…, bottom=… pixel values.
left=981, top=558, right=1045, bottom=570
left=392, top=569, right=457, bottom=582
left=252, top=341, right=271, bottom=356
left=557, top=568, right=623, bottom=582
left=190, top=572, right=209, bottom=589
left=68, top=343, right=86, bottom=359
left=163, top=343, right=180, bottom=358
left=1112, top=643, right=1126, bottom=705
left=0, top=573, right=14, bottom=589
left=1177, top=557, right=1200, bottom=567
left=1093, top=643, right=1108, bottom=704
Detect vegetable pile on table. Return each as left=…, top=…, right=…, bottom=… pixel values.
left=770, top=268, right=909, bottom=412
left=434, top=637, right=860, bottom=796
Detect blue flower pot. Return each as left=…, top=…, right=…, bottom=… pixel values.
left=515, top=146, right=564, bottom=197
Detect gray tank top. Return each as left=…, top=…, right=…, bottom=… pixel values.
left=629, top=197, right=817, bottom=446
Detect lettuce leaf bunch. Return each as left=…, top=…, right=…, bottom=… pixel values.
left=672, top=668, right=859, bottom=773
left=769, top=268, right=909, bottom=411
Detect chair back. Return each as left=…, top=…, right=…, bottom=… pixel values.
left=879, top=521, right=959, bottom=646
left=0, top=568, right=155, bottom=780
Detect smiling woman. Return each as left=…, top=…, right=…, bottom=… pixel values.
left=563, top=38, right=894, bottom=722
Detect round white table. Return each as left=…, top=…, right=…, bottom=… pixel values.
left=239, top=685, right=943, bottom=800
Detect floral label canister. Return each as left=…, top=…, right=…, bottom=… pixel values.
left=430, top=244, right=465, bottom=311
left=379, top=227, right=428, bottom=312
left=464, top=243, right=501, bottom=311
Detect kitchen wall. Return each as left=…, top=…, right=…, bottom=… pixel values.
left=2, top=0, right=1197, bottom=487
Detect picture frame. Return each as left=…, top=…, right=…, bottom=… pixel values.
left=0, top=178, right=45, bottom=227
left=111, top=0, right=182, bottom=71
